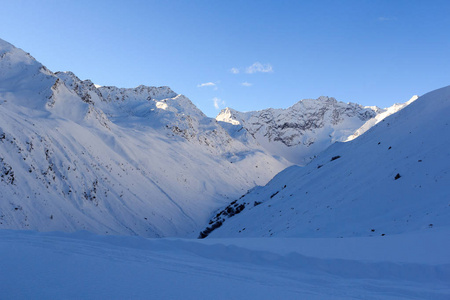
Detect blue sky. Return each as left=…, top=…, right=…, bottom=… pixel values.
left=1, top=0, right=449, bottom=117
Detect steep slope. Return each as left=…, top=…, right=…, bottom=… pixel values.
left=204, top=85, right=450, bottom=238
left=0, top=38, right=289, bottom=237
left=346, top=95, right=418, bottom=141
left=217, top=96, right=414, bottom=165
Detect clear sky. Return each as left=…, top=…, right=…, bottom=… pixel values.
left=1, top=0, right=449, bottom=117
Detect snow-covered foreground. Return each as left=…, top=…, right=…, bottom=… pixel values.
left=0, top=230, right=448, bottom=299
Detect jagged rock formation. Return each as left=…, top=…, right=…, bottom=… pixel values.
left=217, top=96, right=414, bottom=165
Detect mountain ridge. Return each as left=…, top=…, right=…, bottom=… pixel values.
left=216, top=95, right=415, bottom=165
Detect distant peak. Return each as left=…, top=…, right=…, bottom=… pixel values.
left=218, top=107, right=237, bottom=114
left=134, top=85, right=176, bottom=94
left=290, top=96, right=339, bottom=110
left=317, top=96, right=336, bottom=102
left=0, top=38, right=38, bottom=65
left=216, top=107, right=241, bottom=125
left=55, top=71, right=80, bottom=80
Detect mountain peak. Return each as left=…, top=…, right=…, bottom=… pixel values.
left=216, top=107, right=241, bottom=125
left=0, top=38, right=39, bottom=68
left=216, top=95, right=382, bottom=164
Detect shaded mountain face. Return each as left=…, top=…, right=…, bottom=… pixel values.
left=203, top=85, right=450, bottom=239
left=0, top=38, right=289, bottom=237
left=216, top=96, right=414, bottom=165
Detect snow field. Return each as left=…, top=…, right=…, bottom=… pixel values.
left=0, top=230, right=448, bottom=300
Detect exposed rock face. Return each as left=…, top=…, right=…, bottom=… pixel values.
left=217, top=96, right=380, bottom=165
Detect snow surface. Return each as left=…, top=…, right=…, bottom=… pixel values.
left=0, top=229, right=448, bottom=300
left=346, top=95, right=418, bottom=141
left=205, top=85, right=450, bottom=239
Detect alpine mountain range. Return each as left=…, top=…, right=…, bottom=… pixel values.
left=1, top=38, right=447, bottom=241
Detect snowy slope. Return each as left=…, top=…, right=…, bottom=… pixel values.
left=0, top=38, right=289, bottom=237
left=217, top=96, right=414, bottom=165
left=204, top=85, right=450, bottom=238
left=346, top=95, right=418, bottom=141
left=1, top=230, right=448, bottom=300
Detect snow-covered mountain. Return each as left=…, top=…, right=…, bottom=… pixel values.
left=345, top=95, right=418, bottom=141
left=0, top=38, right=289, bottom=237
left=0, top=37, right=421, bottom=239
left=202, top=85, right=450, bottom=238
left=217, top=96, right=415, bottom=165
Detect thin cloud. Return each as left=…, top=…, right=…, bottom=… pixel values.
left=197, top=82, right=216, bottom=88
left=230, top=67, right=240, bottom=74
left=241, top=82, right=252, bottom=87
left=213, top=97, right=225, bottom=110
left=245, top=62, right=273, bottom=74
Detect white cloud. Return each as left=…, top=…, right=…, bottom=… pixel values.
left=241, top=82, right=252, bottom=87
left=213, top=97, right=225, bottom=110
left=245, top=62, right=273, bottom=74
left=197, top=82, right=216, bottom=88
left=230, top=67, right=240, bottom=74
